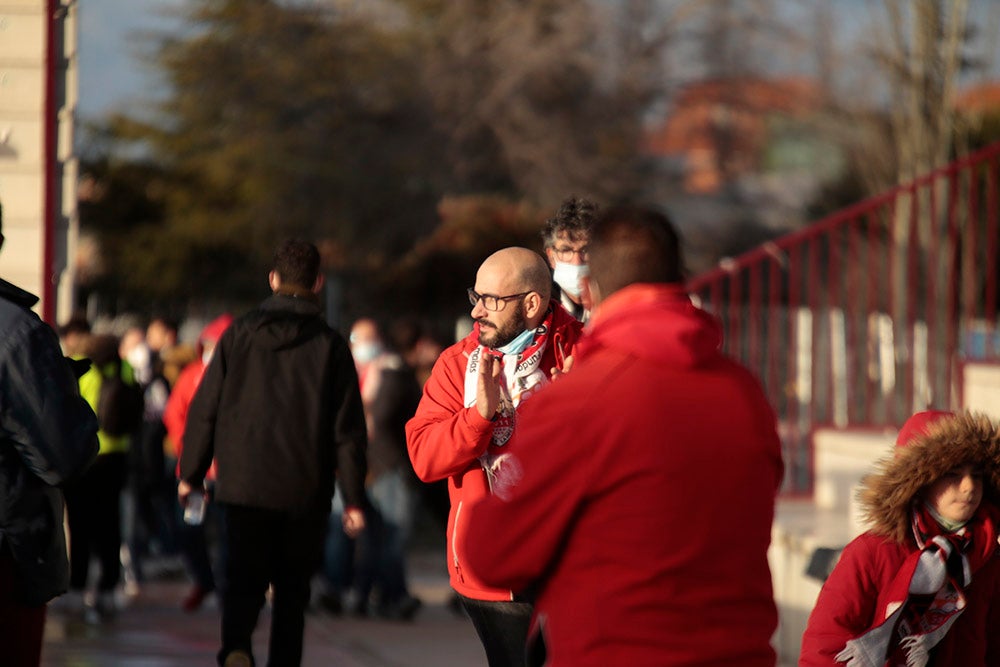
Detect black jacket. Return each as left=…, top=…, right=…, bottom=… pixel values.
left=367, top=357, right=422, bottom=480
left=0, top=279, right=98, bottom=605
left=180, top=292, right=367, bottom=512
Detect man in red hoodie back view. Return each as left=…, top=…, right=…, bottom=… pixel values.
left=464, top=205, right=785, bottom=667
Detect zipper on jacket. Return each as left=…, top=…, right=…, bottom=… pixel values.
left=452, top=500, right=464, bottom=583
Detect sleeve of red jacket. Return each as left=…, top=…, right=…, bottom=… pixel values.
left=179, top=340, right=227, bottom=487
left=405, top=348, right=495, bottom=483
left=461, top=385, right=592, bottom=594
left=800, top=535, right=880, bottom=666
left=162, top=364, right=197, bottom=460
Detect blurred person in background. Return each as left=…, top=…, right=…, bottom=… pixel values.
left=541, top=196, right=598, bottom=323
left=163, top=314, right=233, bottom=612
left=0, top=207, right=99, bottom=664
left=58, top=314, right=91, bottom=358
left=146, top=317, right=178, bottom=363
left=119, top=323, right=181, bottom=593
left=321, top=318, right=423, bottom=620
left=63, top=330, right=143, bottom=623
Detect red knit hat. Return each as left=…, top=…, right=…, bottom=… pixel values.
left=200, top=313, right=233, bottom=344
left=896, top=410, right=955, bottom=449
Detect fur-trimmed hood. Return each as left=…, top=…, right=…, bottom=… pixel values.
left=858, top=411, right=1000, bottom=543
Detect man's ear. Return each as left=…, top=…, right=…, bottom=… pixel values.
left=311, top=273, right=325, bottom=294
left=525, top=290, right=545, bottom=320
left=268, top=270, right=280, bottom=292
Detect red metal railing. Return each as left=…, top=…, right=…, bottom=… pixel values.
left=688, top=141, right=1000, bottom=494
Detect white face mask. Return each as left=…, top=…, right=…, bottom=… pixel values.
left=552, top=261, right=590, bottom=298
left=352, top=342, right=382, bottom=365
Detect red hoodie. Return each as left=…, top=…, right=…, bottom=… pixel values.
left=405, top=301, right=583, bottom=601
left=463, top=284, right=783, bottom=666
left=163, top=314, right=232, bottom=480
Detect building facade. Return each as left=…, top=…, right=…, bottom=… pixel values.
left=0, top=0, right=77, bottom=324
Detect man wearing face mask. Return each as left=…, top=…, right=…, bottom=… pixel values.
left=318, top=318, right=423, bottom=619
left=406, top=247, right=583, bottom=667
left=541, top=196, right=598, bottom=323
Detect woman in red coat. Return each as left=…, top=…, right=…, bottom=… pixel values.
left=801, top=410, right=1000, bottom=666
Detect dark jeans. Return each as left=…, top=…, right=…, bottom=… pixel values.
left=64, top=452, right=127, bottom=592
left=459, top=594, right=533, bottom=667
left=218, top=503, right=327, bottom=667
left=178, top=498, right=223, bottom=592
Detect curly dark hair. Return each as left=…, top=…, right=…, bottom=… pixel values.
left=273, top=239, right=321, bottom=289
left=540, top=196, right=599, bottom=248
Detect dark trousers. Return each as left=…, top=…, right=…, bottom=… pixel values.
left=0, top=551, right=46, bottom=667
left=178, top=484, right=224, bottom=592
left=219, top=504, right=327, bottom=667
left=64, top=452, right=127, bottom=592
left=459, top=594, right=533, bottom=667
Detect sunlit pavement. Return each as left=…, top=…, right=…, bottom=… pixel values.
left=41, top=549, right=798, bottom=666
left=41, top=550, right=487, bottom=667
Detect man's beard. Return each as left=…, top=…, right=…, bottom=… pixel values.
left=477, top=300, right=528, bottom=349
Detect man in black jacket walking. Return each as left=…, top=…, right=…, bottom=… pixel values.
left=0, top=207, right=98, bottom=664
left=179, top=239, right=368, bottom=667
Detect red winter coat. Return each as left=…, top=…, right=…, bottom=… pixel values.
left=163, top=359, right=216, bottom=481
left=405, top=301, right=583, bottom=601
left=801, top=411, right=1000, bottom=666
left=463, top=284, right=784, bottom=666
left=800, top=530, right=1000, bottom=666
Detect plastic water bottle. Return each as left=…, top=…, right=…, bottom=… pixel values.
left=184, top=490, right=207, bottom=525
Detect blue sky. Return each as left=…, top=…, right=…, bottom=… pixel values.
left=77, top=0, right=182, bottom=120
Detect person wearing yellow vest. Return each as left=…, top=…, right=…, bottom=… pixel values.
left=61, top=326, right=141, bottom=624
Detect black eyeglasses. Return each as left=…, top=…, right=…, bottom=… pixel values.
left=552, top=245, right=589, bottom=262
left=467, top=288, right=531, bottom=312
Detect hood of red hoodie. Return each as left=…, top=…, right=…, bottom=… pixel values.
left=579, top=283, right=722, bottom=367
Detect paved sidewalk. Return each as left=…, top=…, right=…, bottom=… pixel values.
left=42, top=550, right=486, bottom=667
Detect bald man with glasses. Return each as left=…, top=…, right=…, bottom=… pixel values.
left=406, top=247, right=583, bottom=667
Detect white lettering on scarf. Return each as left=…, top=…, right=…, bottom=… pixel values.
left=463, top=322, right=551, bottom=495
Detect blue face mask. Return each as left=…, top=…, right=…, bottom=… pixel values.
left=497, top=327, right=536, bottom=356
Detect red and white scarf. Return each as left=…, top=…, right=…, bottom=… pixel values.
left=463, top=311, right=554, bottom=497
left=836, top=504, right=996, bottom=666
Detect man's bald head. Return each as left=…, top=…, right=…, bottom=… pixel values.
left=478, top=247, right=551, bottom=303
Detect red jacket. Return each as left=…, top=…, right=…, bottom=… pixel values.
left=405, top=301, right=583, bottom=601
left=801, top=529, right=1000, bottom=666
left=462, top=284, right=783, bottom=666
left=801, top=410, right=1000, bottom=666
left=163, top=359, right=216, bottom=480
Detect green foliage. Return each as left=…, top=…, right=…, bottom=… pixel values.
left=87, top=0, right=667, bottom=319
left=379, top=195, right=547, bottom=323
